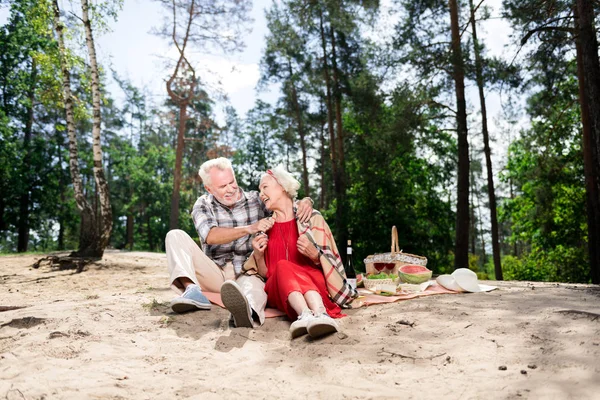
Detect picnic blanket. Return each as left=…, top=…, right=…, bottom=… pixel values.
left=203, top=282, right=487, bottom=318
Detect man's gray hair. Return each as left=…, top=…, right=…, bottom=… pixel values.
left=261, top=165, right=301, bottom=199
left=198, top=157, right=233, bottom=187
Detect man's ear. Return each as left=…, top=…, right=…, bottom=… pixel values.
left=204, top=185, right=212, bottom=194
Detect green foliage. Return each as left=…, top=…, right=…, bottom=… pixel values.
left=502, top=254, right=556, bottom=282
left=499, top=64, right=589, bottom=283
left=340, top=83, right=455, bottom=275
left=88, top=0, right=124, bottom=35
left=0, top=112, right=18, bottom=206
left=232, top=100, right=283, bottom=190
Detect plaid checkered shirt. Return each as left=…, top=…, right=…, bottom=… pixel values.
left=191, top=190, right=268, bottom=274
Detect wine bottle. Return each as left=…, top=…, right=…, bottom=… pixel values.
left=345, top=239, right=357, bottom=289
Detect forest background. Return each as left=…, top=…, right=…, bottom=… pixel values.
left=1, top=0, right=599, bottom=285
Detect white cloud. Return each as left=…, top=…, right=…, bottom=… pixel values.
left=195, top=57, right=260, bottom=95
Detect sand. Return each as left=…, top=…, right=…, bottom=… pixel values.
left=1, top=250, right=599, bottom=400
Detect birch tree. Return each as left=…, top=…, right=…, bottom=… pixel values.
left=52, top=0, right=99, bottom=257
left=49, top=0, right=117, bottom=258
left=81, top=0, right=113, bottom=254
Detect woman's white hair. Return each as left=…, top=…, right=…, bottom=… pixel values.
left=198, top=157, right=233, bottom=187
left=261, top=165, right=301, bottom=199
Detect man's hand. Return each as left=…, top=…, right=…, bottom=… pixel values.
left=252, top=233, right=269, bottom=258
left=296, top=198, right=313, bottom=223
left=297, top=235, right=320, bottom=265
left=250, top=217, right=275, bottom=235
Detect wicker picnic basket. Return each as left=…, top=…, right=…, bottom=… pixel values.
left=363, top=226, right=428, bottom=278
left=362, top=275, right=399, bottom=290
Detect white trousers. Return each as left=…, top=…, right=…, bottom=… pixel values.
left=165, top=229, right=267, bottom=326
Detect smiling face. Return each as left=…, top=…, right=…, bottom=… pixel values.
left=204, top=167, right=240, bottom=207
left=259, top=175, right=287, bottom=211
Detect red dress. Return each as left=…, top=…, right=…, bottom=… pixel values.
left=264, top=219, right=344, bottom=320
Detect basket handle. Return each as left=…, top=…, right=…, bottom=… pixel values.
left=391, top=226, right=400, bottom=253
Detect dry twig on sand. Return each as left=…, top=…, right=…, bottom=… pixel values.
left=378, top=348, right=447, bottom=360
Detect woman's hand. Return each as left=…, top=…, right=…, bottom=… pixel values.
left=250, top=217, right=275, bottom=235
left=297, top=235, right=320, bottom=265
left=252, top=232, right=269, bottom=258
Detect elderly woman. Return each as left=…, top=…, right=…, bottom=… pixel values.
left=245, top=166, right=357, bottom=339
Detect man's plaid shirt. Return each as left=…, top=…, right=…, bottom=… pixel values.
left=191, top=190, right=268, bottom=274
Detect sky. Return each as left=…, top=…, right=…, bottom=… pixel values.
left=95, top=0, right=278, bottom=122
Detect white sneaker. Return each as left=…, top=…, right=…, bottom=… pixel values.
left=307, top=313, right=339, bottom=338
left=289, top=309, right=315, bottom=338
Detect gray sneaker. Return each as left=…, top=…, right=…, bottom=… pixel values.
left=221, top=280, right=253, bottom=328
left=170, top=284, right=211, bottom=313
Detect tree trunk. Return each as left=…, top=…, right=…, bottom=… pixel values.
left=319, top=111, right=327, bottom=210
left=474, top=177, right=487, bottom=268
left=166, top=1, right=196, bottom=230
left=470, top=189, right=476, bottom=255
left=478, top=203, right=487, bottom=267
left=575, top=0, right=600, bottom=284
left=0, top=198, right=6, bottom=231
left=146, top=203, right=155, bottom=251
left=17, top=57, right=36, bottom=252
left=287, top=61, right=310, bottom=197
left=469, top=152, right=476, bottom=256
left=170, top=102, right=187, bottom=230
left=127, top=184, right=134, bottom=250
left=57, top=214, right=65, bottom=250
left=473, top=175, right=487, bottom=268
left=318, top=9, right=338, bottom=193
left=126, top=213, right=134, bottom=250
left=82, top=0, right=112, bottom=255
left=449, top=0, right=470, bottom=269
left=52, top=0, right=99, bottom=258
left=329, top=25, right=348, bottom=256
left=469, top=0, right=502, bottom=279
left=56, top=117, right=66, bottom=251
left=508, top=175, right=518, bottom=256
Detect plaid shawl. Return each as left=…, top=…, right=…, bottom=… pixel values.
left=242, top=210, right=358, bottom=307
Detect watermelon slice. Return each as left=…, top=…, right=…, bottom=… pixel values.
left=398, top=264, right=432, bottom=284
left=356, top=273, right=364, bottom=288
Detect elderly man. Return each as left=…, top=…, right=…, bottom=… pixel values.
left=165, top=157, right=313, bottom=328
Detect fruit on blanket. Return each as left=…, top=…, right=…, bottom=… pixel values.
left=366, top=272, right=398, bottom=280
left=375, top=284, right=398, bottom=295
left=398, top=264, right=432, bottom=284
left=356, top=273, right=364, bottom=288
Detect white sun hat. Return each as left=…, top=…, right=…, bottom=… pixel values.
left=436, top=268, right=497, bottom=292
left=436, top=274, right=464, bottom=292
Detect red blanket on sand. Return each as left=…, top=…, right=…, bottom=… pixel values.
left=203, top=282, right=460, bottom=318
